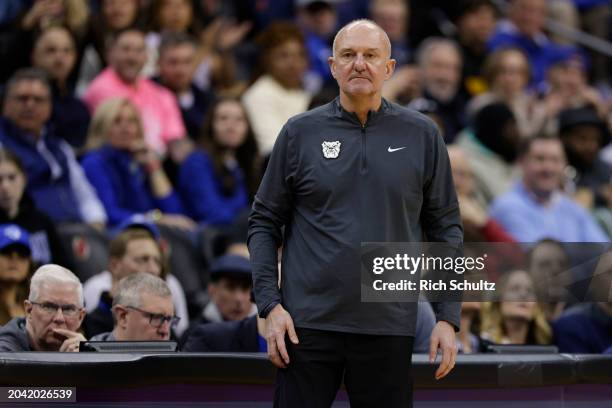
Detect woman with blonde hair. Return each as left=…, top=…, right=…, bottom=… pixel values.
left=480, top=269, right=552, bottom=345
left=81, top=98, right=195, bottom=230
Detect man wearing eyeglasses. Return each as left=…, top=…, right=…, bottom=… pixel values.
left=0, top=68, right=106, bottom=226
left=0, top=264, right=86, bottom=352
left=90, top=272, right=177, bottom=341
left=82, top=226, right=189, bottom=338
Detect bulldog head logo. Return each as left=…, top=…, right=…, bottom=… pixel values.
left=322, top=141, right=341, bottom=159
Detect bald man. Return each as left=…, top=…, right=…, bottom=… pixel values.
left=248, top=19, right=462, bottom=407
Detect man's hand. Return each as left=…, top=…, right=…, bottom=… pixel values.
left=429, top=321, right=458, bottom=380
left=265, top=304, right=299, bottom=368
left=54, top=329, right=86, bottom=353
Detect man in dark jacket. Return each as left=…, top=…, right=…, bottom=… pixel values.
left=90, top=272, right=176, bottom=342
left=248, top=19, right=462, bottom=407
left=0, top=264, right=86, bottom=352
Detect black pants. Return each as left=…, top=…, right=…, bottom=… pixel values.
left=274, top=328, right=414, bottom=408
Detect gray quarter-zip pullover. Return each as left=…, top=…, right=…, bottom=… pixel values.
left=248, top=97, right=462, bottom=336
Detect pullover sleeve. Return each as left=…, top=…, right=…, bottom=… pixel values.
left=247, top=125, right=296, bottom=317
left=422, top=125, right=463, bottom=331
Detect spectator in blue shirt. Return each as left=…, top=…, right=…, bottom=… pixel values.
left=0, top=68, right=106, bottom=225
left=178, top=98, right=260, bottom=226
left=489, top=135, right=609, bottom=242
left=81, top=97, right=195, bottom=230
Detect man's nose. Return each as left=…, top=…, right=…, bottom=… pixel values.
left=23, top=98, right=38, bottom=109
left=354, top=54, right=366, bottom=70
left=52, top=308, right=67, bottom=322
left=157, top=321, right=171, bottom=337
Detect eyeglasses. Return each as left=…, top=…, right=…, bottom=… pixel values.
left=30, top=301, right=82, bottom=318
left=126, top=306, right=180, bottom=328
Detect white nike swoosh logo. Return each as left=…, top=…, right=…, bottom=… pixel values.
left=388, top=146, right=406, bottom=152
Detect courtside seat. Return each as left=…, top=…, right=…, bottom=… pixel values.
left=56, top=223, right=110, bottom=283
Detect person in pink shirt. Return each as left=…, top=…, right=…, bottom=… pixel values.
left=83, top=28, right=188, bottom=157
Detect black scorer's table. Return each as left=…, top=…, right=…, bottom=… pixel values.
left=0, top=353, right=611, bottom=407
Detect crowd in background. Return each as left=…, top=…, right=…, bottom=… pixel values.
left=0, top=0, right=611, bottom=354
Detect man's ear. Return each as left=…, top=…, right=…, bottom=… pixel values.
left=328, top=56, right=336, bottom=79
left=113, top=305, right=129, bottom=329
left=385, top=59, right=397, bottom=79
left=24, top=300, right=33, bottom=318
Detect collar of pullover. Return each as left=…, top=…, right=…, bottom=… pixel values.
left=332, top=96, right=390, bottom=126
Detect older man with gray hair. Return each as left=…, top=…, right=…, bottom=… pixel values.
left=0, top=264, right=86, bottom=352
left=91, top=272, right=177, bottom=342
left=408, top=37, right=466, bottom=142
left=250, top=19, right=461, bottom=407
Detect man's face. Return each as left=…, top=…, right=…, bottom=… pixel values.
left=32, top=28, right=76, bottom=83
left=562, top=125, right=602, bottom=168
left=422, top=45, right=461, bottom=103
left=119, top=292, right=174, bottom=340
left=208, top=277, right=252, bottom=321
left=329, top=23, right=395, bottom=99
left=371, top=2, right=407, bottom=42
left=529, top=242, right=570, bottom=299
left=510, top=0, right=546, bottom=38
left=109, top=31, right=147, bottom=84
left=111, top=238, right=162, bottom=282
left=3, top=80, right=52, bottom=136
left=24, top=282, right=85, bottom=351
left=522, top=139, right=566, bottom=197
left=158, top=44, right=195, bottom=92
